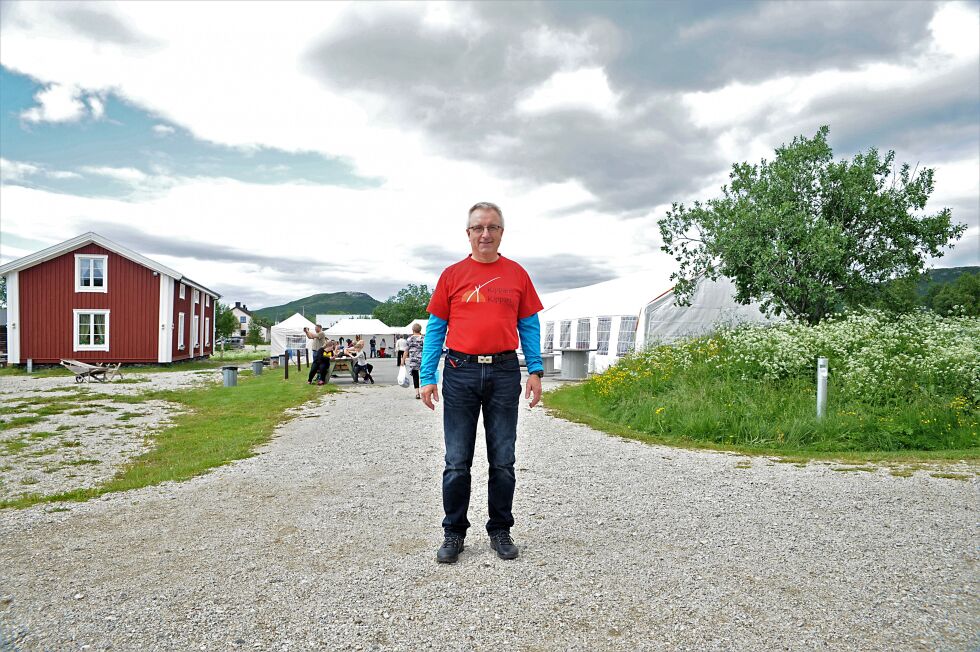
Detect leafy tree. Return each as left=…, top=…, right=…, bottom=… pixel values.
left=245, top=320, right=262, bottom=350
left=0, top=276, right=6, bottom=308
left=658, top=126, right=965, bottom=325
left=861, top=274, right=922, bottom=314
left=215, top=302, right=239, bottom=340
left=372, top=284, right=432, bottom=326
left=925, top=271, right=980, bottom=316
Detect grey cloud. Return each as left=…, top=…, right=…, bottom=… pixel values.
left=83, top=221, right=348, bottom=277
left=57, top=5, right=159, bottom=48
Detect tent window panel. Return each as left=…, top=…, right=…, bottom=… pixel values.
left=543, top=322, right=554, bottom=353
left=617, top=316, right=639, bottom=355
left=559, top=320, right=572, bottom=348
left=596, top=317, right=612, bottom=355
left=576, top=319, right=590, bottom=349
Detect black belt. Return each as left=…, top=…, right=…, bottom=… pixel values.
left=446, top=349, right=517, bottom=364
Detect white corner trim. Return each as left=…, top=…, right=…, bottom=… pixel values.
left=6, top=272, right=19, bottom=364
left=158, top=275, right=174, bottom=363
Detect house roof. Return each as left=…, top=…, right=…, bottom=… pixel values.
left=0, top=232, right=220, bottom=298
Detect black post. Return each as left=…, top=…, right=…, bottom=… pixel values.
left=305, top=349, right=309, bottom=370
left=284, top=352, right=289, bottom=380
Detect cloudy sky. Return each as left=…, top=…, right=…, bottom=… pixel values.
left=1, top=0, right=977, bottom=308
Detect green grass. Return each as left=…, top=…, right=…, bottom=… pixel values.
left=1, top=370, right=336, bottom=509
left=546, top=374, right=979, bottom=463
left=0, top=416, right=43, bottom=432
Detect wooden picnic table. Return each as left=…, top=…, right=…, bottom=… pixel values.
left=325, top=356, right=358, bottom=382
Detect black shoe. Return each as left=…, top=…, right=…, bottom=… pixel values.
left=489, top=530, right=518, bottom=560
left=436, top=534, right=465, bottom=564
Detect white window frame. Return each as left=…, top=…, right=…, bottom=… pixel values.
left=576, top=318, right=591, bottom=349
left=205, top=295, right=211, bottom=307
left=178, top=312, right=185, bottom=350
left=205, top=317, right=210, bottom=345
left=74, top=254, right=108, bottom=293
left=617, top=316, right=639, bottom=356
left=73, top=309, right=110, bottom=351
left=192, top=315, right=199, bottom=348
left=179, top=283, right=186, bottom=300
left=596, top=317, right=612, bottom=355
left=559, top=320, right=572, bottom=348
left=193, top=289, right=200, bottom=305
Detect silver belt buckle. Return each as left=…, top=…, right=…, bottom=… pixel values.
left=477, top=355, right=493, bottom=364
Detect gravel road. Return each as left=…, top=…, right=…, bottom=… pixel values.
left=0, top=378, right=977, bottom=651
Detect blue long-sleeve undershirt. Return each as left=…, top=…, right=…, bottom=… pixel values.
left=419, top=313, right=544, bottom=386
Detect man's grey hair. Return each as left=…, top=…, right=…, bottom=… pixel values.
left=468, top=201, right=504, bottom=227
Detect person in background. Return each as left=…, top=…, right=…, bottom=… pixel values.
left=420, top=201, right=544, bottom=564
left=403, top=322, right=424, bottom=399
left=369, top=336, right=377, bottom=358
left=352, top=338, right=374, bottom=384
left=303, top=325, right=328, bottom=385
left=396, top=334, right=409, bottom=366
left=380, top=338, right=387, bottom=358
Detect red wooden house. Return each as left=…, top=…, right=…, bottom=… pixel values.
left=0, top=232, right=220, bottom=365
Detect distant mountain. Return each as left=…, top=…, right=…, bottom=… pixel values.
left=917, top=266, right=979, bottom=296
left=253, top=292, right=381, bottom=323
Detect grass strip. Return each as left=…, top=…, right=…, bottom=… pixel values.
left=544, top=383, right=979, bottom=463
left=1, top=371, right=336, bottom=509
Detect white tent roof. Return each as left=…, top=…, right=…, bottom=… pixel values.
left=405, top=318, right=428, bottom=334
left=269, top=312, right=317, bottom=356
left=538, top=270, right=675, bottom=324
left=324, top=318, right=406, bottom=337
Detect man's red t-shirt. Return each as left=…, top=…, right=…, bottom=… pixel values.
left=427, top=255, right=543, bottom=354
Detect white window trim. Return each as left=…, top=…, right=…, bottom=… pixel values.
left=74, top=254, right=108, bottom=294
left=205, top=295, right=211, bottom=307
left=178, top=312, right=185, bottom=350
left=73, top=309, right=110, bottom=352
left=179, top=283, right=186, bottom=300
left=205, top=317, right=210, bottom=345
left=193, top=289, right=200, bottom=305
left=192, top=315, right=199, bottom=348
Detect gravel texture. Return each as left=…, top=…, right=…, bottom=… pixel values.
left=0, top=371, right=218, bottom=501
left=0, top=375, right=977, bottom=651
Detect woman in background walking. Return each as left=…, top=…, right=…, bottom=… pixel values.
left=404, top=323, right=424, bottom=399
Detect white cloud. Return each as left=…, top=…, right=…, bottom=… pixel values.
left=152, top=124, right=176, bottom=135
left=19, top=83, right=87, bottom=123
left=517, top=67, right=620, bottom=118
left=87, top=95, right=105, bottom=119
left=79, top=166, right=149, bottom=183
left=46, top=170, right=83, bottom=180
left=928, top=1, right=980, bottom=61
left=0, top=158, right=41, bottom=182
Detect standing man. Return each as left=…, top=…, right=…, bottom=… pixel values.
left=369, top=336, right=377, bottom=358
left=396, top=335, right=408, bottom=366
left=420, top=201, right=544, bottom=564
left=303, top=324, right=328, bottom=385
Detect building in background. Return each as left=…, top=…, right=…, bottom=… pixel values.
left=0, top=232, right=219, bottom=365
left=231, top=302, right=267, bottom=340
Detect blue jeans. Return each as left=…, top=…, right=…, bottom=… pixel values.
left=441, top=352, right=522, bottom=537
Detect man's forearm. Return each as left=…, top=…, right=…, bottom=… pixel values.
left=420, top=315, right=448, bottom=385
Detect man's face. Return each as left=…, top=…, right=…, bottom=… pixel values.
left=315, top=325, right=322, bottom=333
left=467, top=207, right=504, bottom=259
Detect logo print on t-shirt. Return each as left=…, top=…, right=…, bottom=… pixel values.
left=464, top=276, right=501, bottom=303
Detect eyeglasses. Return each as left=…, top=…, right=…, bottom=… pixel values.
left=467, top=225, right=503, bottom=235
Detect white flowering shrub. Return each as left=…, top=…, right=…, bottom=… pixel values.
left=722, top=310, right=980, bottom=405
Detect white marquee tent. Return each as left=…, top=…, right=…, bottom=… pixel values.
left=405, top=318, right=428, bottom=334
left=537, top=272, right=776, bottom=374
left=270, top=312, right=317, bottom=357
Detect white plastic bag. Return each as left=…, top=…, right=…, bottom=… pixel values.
left=397, top=364, right=410, bottom=388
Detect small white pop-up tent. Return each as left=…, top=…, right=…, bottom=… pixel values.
left=405, top=318, right=428, bottom=335
left=270, top=312, right=317, bottom=357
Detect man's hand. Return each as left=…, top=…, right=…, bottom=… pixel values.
left=421, top=384, right=440, bottom=410
left=525, top=374, right=542, bottom=408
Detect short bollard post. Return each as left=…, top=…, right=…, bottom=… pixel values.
left=816, top=357, right=828, bottom=419
left=26, top=358, right=33, bottom=374
left=251, top=360, right=263, bottom=376
left=222, top=365, right=238, bottom=387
